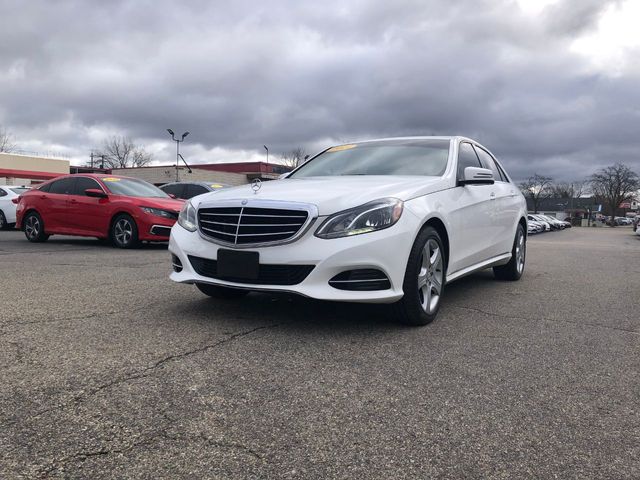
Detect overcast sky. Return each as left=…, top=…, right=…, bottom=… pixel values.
left=1, top=0, right=639, bottom=180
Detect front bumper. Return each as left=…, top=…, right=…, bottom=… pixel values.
left=168, top=214, right=419, bottom=303
left=136, top=215, right=177, bottom=242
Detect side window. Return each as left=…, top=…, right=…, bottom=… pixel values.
left=457, top=142, right=481, bottom=180
left=0, top=188, right=6, bottom=197
left=39, top=183, right=52, bottom=192
left=48, top=177, right=76, bottom=195
left=73, top=177, right=103, bottom=195
left=474, top=146, right=506, bottom=182
left=185, top=184, right=208, bottom=198
left=495, top=162, right=510, bottom=183
left=161, top=184, right=184, bottom=198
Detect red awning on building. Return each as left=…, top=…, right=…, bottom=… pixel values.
left=0, top=168, right=63, bottom=180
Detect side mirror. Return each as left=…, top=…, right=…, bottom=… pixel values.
left=85, top=188, right=108, bottom=198
left=460, top=167, right=494, bottom=185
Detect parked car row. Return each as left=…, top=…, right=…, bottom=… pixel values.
left=526, top=213, right=571, bottom=234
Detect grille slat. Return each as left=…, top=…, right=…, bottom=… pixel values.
left=198, top=205, right=309, bottom=246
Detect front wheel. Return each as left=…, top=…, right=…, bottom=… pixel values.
left=111, top=214, right=139, bottom=249
left=23, top=211, right=49, bottom=242
left=0, top=210, right=7, bottom=230
left=196, top=283, right=249, bottom=299
left=391, top=226, right=445, bottom=326
left=493, top=224, right=526, bottom=281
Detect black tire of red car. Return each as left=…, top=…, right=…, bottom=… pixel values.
left=196, top=283, right=249, bottom=299
left=493, top=224, right=526, bottom=281
left=110, top=213, right=139, bottom=249
left=391, top=226, right=446, bottom=326
left=0, top=210, right=6, bottom=230
left=23, top=211, right=49, bottom=242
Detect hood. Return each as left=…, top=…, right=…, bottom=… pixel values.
left=192, top=176, right=450, bottom=215
left=137, top=197, right=185, bottom=212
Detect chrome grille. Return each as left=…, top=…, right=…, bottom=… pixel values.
left=198, top=205, right=310, bottom=246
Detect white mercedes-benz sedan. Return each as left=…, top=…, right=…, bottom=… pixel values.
left=169, top=136, right=527, bottom=325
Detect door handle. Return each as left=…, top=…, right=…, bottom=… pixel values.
left=489, top=192, right=496, bottom=200
left=40, top=195, right=47, bottom=200
left=510, top=190, right=517, bottom=197
left=69, top=199, right=78, bottom=204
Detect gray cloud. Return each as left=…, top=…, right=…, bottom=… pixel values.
left=0, top=0, right=638, bottom=181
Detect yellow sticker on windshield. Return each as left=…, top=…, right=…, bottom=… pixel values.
left=102, top=177, right=121, bottom=182
left=211, top=184, right=224, bottom=188
left=327, top=144, right=357, bottom=152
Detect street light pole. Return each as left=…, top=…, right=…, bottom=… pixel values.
left=167, top=129, right=190, bottom=182
left=263, top=145, right=269, bottom=164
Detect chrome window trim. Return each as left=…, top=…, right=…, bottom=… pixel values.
left=196, top=198, right=319, bottom=248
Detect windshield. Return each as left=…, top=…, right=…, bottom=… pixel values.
left=102, top=178, right=169, bottom=198
left=290, top=139, right=450, bottom=178
left=10, top=187, right=29, bottom=194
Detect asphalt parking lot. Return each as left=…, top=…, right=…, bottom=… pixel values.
left=1, top=227, right=639, bottom=479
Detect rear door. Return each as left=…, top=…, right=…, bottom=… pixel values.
left=447, top=142, right=496, bottom=273
left=67, top=177, right=110, bottom=236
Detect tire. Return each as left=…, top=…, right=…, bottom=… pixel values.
left=110, top=214, right=139, bottom=249
left=23, top=211, right=49, bottom=242
left=390, top=226, right=445, bottom=326
left=493, top=224, right=526, bottom=281
left=196, top=283, right=249, bottom=299
left=0, top=210, right=6, bottom=230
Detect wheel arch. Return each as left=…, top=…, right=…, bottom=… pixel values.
left=421, top=216, right=450, bottom=271
left=518, top=216, right=527, bottom=236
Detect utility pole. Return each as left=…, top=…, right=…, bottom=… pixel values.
left=167, top=129, right=189, bottom=182
left=263, top=145, right=269, bottom=164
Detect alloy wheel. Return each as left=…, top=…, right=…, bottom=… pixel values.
left=515, top=229, right=525, bottom=274
left=114, top=218, right=133, bottom=245
left=25, top=215, right=39, bottom=239
left=417, top=238, right=444, bottom=314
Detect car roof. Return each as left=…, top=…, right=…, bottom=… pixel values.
left=161, top=181, right=229, bottom=187
left=348, top=135, right=475, bottom=145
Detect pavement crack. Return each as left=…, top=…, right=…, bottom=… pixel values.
left=199, top=433, right=264, bottom=460
left=1, top=322, right=284, bottom=429
left=453, top=305, right=639, bottom=335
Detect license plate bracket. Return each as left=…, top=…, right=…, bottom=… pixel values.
left=217, top=249, right=259, bottom=280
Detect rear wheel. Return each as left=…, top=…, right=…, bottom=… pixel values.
left=493, top=224, right=526, bottom=281
left=0, top=210, right=6, bottom=230
left=196, top=283, right=249, bottom=299
left=391, top=226, right=445, bottom=326
left=111, top=214, right=139, bottom=249
left=23, top=211, right=49, bottom=242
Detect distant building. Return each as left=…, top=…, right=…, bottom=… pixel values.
left=0, top=152, right=69, bottom=185
left=110, top=161, right=292, bottom=186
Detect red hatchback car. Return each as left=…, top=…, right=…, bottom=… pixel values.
left=15, top=174, right=184, bottom=248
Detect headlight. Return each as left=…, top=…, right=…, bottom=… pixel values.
left=177, top=201, right=197, bottom=232
left=315, top=198, right=403, bottom=239
left=140, top=207, right=177, bottom=219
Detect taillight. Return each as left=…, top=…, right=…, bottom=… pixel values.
left=11, top=198, right=19, bottom=204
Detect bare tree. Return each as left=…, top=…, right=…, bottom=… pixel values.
left=519, top=174, right=554, bottom=213
left=279, top=147, right=307, bottom=169
left=551, top=180, right=587, bottom=198
left=590, top=164, right=639, bottom=226
left=100, top=136, right=153, bottom=168
left=0, top=125, right=16, bottom=153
